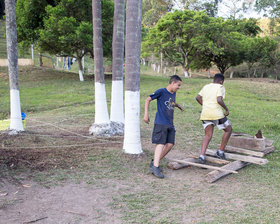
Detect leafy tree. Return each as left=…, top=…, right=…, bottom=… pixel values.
left=142, top=0, right=173, bottom=28
left=142, top=10, right=210, bottom=77
left=242, top=36, right=278, bottom=77
left=192, top=17, right=261, bottom=74
left=16, top=0, right=58, bottom=49
left=255, top=0, right=280, bottom=17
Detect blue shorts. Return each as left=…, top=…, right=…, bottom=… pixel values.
left=152, top=124, right=175, bottom=145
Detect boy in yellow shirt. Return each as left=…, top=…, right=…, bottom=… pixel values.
left=196, top=73, right=232, bottom=164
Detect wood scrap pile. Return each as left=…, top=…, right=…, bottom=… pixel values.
left=168, top=130, right=274, bottom=183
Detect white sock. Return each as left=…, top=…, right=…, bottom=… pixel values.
left=199, top=155, right=205, bottom=160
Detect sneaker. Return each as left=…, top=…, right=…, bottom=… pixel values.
left=149, top=159, right=162, bottom=171
left=198, top=156, right=206, bottom=164
left=150, top=165, right=164, bottom=179
left=216, top=150, right=226, bottom=160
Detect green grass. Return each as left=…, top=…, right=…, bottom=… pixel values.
left=0, top=66, right=280, bottom=223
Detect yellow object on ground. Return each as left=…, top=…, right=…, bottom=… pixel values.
left=0, top=119, right=26, bottom=130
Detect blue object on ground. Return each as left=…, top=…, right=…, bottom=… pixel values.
left=21, top=112, right=26, bottom=120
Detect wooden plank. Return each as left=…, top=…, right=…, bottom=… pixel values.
left=188, top=154, right=230, bottom=165
left=168, top=158, right=197, bottom=170
left=228, top=135, right=265, bottom=151
left=220, top=145, right=265, bottom=157
left=205, top=161, right=249, bottom=183
left=206, top=149, right=268, bottom=165
left=263, top=146, right=275, bottom=155
left=265, top=139, right=274, bottom=147
left=169, top=159, right=238, bottom=173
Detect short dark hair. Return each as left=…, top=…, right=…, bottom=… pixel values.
left=169, top=75, right=182, bottom=84
left=213, top=73, right=224, bottom=82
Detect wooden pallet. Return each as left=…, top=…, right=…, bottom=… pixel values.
left=168, top=132, right=274, bottom=183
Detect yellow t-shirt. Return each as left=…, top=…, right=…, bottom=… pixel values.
left=198, top=83, right=225, bottom=120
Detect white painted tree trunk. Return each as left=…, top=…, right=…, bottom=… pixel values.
left=10, top=89, right=24, bottom=131
left=31, top=44, right=34, bottom=62
left=79, top=70, right=84, bottom=81
left=123, top=0, right=142, bottom=154
left=230, top=71, right=234, bottom=79
left=6, top=0, right=24, bottom=133
left=157, top=65, right=160, bottom=73
left=163, top=67, right=166, bottom=74
left=184, top=70, right=189, bottom=78
left=110, top=80, right=124, bottom=123
left=208, top=69, right=211, bottom=78
left=123, top=91, right=142, bottom=154
left=174, top=67, right=176, bottom=75
left=189, top=70, right=192, bottom=78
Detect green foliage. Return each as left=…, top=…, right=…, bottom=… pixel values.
left=142, top=10, right=210, bottom=71
left=16, top=0, right=113, bottom=58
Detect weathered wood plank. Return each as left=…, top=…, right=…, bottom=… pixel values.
left=265, top=139, right=274, bottom=147
left=263, top=146, right=275, bottom=155
left=188, top=154, right=230, bottom=165
left=228, top=136, right=265, bottom=151
left=205, top=161, right=249, bottom=183
left=169, top=159, right=238, bottom=173
left=206, top=149, right=268, bottom=165
left=220, top=145, right=265, bottom=157
left=168, top=158, right=197, bottom=170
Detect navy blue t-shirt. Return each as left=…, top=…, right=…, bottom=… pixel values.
left=149, top=88, right=176, bottom=127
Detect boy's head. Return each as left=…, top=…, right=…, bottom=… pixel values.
left=168, top=75, right=182, bottom=93
left=213, top=73, right=224, bottom=84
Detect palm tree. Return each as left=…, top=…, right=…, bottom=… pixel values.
left=110, top=0, right=125, bottom=134
left=89, top=0, right=111, bottom=136
left=5, top=0, right=24, bottom=132
left=123, top=0, right=143, bottom=154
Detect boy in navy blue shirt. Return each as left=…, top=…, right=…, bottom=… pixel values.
left=144, top=75, right=184, bottom=178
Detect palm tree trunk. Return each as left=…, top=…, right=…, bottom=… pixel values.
left=5, top=0, right=24, bottom=132
left=123, top=0, right=143, bottom=154
left=89, top=0, right=111, bottom=136
left=110, top=0, right=125, bottom=133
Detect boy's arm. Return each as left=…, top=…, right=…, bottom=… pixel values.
left=175, top=103, right=184, bottom=111
left=217, top=96, right=229, bottom=116
left=144, top=96, right=152, bottom=124
left=196, top=94, right=203, bottom=105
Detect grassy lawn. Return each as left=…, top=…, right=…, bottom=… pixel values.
left=0, top=66, right=280, bottom=223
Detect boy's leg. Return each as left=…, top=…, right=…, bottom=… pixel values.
left=220, top=125, right=232, bottom=151
left=160, top=143, right=174, bottom=160
left=153, top=144, right=165, bottom=167
left=200, top=125, right=214, bottom=156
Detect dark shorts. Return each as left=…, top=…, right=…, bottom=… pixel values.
left=202, top=117, right=231, bottom=130
left=152, top=124, right=175, bottom=145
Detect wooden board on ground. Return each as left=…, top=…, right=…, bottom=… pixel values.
left=221, top=145, right=265, bottom=157
left=228, top=135, right=265, bottom=152
left=187, top=154, right=230, bottom=165
left=205, top=161, right=249, bottom=183
left=169, top=159, right=238, bottom=174
left=168, top=158, right=197, bottom=170
left=206, top=149, right=268, bottom=165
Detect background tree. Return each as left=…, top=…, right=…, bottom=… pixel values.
left=142, top=10, right=210, bottom=77
left=142, top=0, right=173, bottom=28
left=192, top=17, right=261, bottom=74
left=242, top=36, right=278, bottom=77
left=38, top=0, right=94, bottom=81
left=5, top=0, right=24, bottom=132
left=110, top=0, right=125, bottom=133
left=0, top=0, right=5, bottom=20
left=123, top=0, right=143, bottom=154
left=16, top=0, right=57, bottom=52
left=89, top=0, right=112, bottom=136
